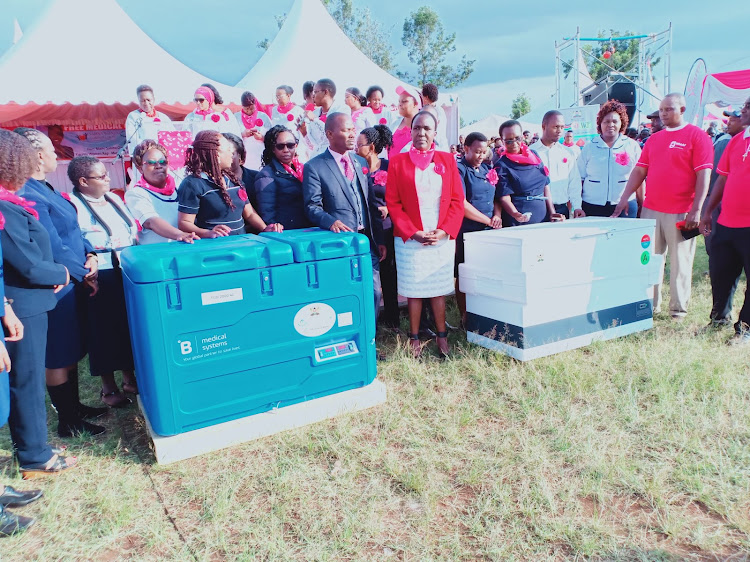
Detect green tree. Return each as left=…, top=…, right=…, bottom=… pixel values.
left=322, top=0, right=396, bottom=72
left=257, top=13, right=287, bottom=51
left=563, top=30, right=660, bottom=82
left=510, top=93, right=531, bottom=119
left=396, top=6, right=474, bottom=88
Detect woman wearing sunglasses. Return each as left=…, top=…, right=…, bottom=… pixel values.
left=183, top=86, right=241, bottom=139
left=68, top=156, right=139, bottom=409
left=495, top=120, right=565, bottom=226
left=125, top=140, right=198, bottom=245
left=255, top=126, right=310, bottom=230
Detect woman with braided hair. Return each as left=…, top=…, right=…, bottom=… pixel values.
left=177, top=130, right=281, bottom=238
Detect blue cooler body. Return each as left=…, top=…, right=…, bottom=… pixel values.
left=120, top=230, right=376, bottom=436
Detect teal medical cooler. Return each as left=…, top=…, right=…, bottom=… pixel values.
left=120, top=230, right=376, bottom=436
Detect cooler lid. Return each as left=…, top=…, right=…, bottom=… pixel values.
left=120, top=235, right=294, bottom=283
left=260, top=228, right=370, bottom=263
left=464, top=217, right=656, bottom=245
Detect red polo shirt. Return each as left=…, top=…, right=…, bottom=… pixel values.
left=716, top=129, right=750, bottom=228
left=637, top=124, right=714, bottom=214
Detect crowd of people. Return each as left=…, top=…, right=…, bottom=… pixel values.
left=0, top=76, right=748, bottom=536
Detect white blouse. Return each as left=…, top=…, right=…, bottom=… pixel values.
left=577, top=135, right=642, bottom=205
left=235, top=111, right=273, bottom=171
left=71, top=192, right=139, bottom=268
left=125, top=110, right=175, bottom=155
left=183, top=108, right=242, bottom=138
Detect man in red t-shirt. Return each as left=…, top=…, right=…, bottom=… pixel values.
left=698, top=96, right=750, bottom=345
left=613, top=93, right=714, bottom=319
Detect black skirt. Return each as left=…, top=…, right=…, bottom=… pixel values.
left=46, top=284, right=87, bottom=369
left=86, top=268, right=134, bottom=376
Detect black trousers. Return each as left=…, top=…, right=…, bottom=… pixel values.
left=709, top=223, right=750, bottom=330
left=379, top=228, right=400, bottom=328
left=554, top=203, right=570, bottom=219
left=7, top=312, right=53, bottom=466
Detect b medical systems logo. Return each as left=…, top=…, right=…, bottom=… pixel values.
left=669, top=141, right=687, bottom=149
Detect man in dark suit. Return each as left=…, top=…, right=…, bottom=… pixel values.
left=303, top=112, right=385, bottom=315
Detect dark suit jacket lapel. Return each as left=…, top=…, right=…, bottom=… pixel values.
left=352, top=155, right=369, bottom=206
left=322, top=151, right=357, bottom=210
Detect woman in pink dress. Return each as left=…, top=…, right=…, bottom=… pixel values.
left=388, top=85, right=422, bottom=159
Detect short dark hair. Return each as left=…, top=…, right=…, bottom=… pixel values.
left=67, top=156, right=100, bottom=188
left=0, top=130, right=38, bottom=190
left=366, top=85, right=384, bottom=100
left=500, top=120, right=522, bottom=138
left=302, top=81, right=315, bottom=99
left=136, top=84, right=153, bottom=96
left=346, top=87, right=366, bottom=106
left=421, top=83, right=439, bottom=103
left=316, top=78, right=336, bottom=97
left=359, top=125, right=393, bottom=154
left=201, top=83, right=223, bottom=105
left=412, top=110, right=438, bottom=129
left=277, top=85, right=294, bottom=96
left=324, top=112, right=349, bottom=133
left=132, top=139, right=168, bottom=170
left=222, top=132, right=245, bottom=164
left=240, top=91, right=257, bottom=107
left=262, top=125, right=295, bottom=166
left=464, top=132, right=488, bottom=147
left=542, top=110, right=563, bottom=126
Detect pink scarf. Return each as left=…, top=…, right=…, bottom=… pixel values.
left=408, top=143, right=436, bottom=170
left=351, top=108, right=365, bottom=123
left=135, top=174, right=176, bottom=197
left=563, top=141, right=574, bottom=147
left=193, top=86, right=215, bottom=116
left=0, top=186, right=39, bottom=219
left=281, top=157, right=304, bottom=183
left=371, top=106, right=383, bottom=114
left=389, top=127, right=412, bottom=158
left=277, top=102, right=296, bottom=114
left=503, top=143, right=542, bottom=166
left=241, top=110, right=264, bottom=130
left=140, top=109, right=157, bottom=118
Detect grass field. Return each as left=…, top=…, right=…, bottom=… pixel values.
left=1, top=241, right=749, bottom=561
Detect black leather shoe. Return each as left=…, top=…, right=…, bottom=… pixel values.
left=0, top=506, right=35, bottom=537
left=77, top=403, right=109, bottom=420
left=0, top=486, right=43, bottom=507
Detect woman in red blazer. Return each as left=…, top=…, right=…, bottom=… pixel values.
left=385, top=111, right=464, bottom=358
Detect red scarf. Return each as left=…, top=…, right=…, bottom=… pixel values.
left=135, top=174, right=176, bottom=197
left=277, top=102, right=296, bottom=114
left=281, top=157, right=304, bottom=182
left=140, top=109, right=157, bottom=118
left=503, top=143, right=542, bottom=166
left=563, top=141, right=574, bottom=147
left=408, top=143, right=436, bottom=170
left=0, top=186, right=39, bottom=219
left=371, top=106, right=382, bottom=114
left=241, top=110, right=263, bottom=130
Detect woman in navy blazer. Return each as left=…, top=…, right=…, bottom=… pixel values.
left=255, top=126, right=311, bottom=230
left=15, top=128, right=110, bottom=437
left=0, top=130, right=77, bottom=478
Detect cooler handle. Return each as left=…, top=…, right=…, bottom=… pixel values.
left=311, top=239, right=351, bottom=256
left=570, top=229, right=618, bottom=240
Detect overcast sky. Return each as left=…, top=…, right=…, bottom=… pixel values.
left=2, top=0, right=749, bottom=122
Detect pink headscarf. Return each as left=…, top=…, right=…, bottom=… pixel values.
left=194, top=86, right=215, bottom=116
left=396, top=85, right=422, bottom=110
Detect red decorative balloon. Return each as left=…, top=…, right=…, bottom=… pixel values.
left=603, top=51, right=611, bottom=59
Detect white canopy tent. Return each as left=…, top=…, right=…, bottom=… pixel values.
left=0, top=0, right=245, bottom=128
left=235, top=0, right=460, bottom=144
left=460, top=114, right=542, bottom=139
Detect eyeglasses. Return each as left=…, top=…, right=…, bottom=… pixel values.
left=194, top=98, right=206, bottom=103
left=356, top=143, right=371, bottom=149
left=145, top=159, right=167, bottom=166
left=86, top=172, right=110, bottom=181
left=503, top=137, right=524, bottom=145
left=275, top=142, right=297, bottom=150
